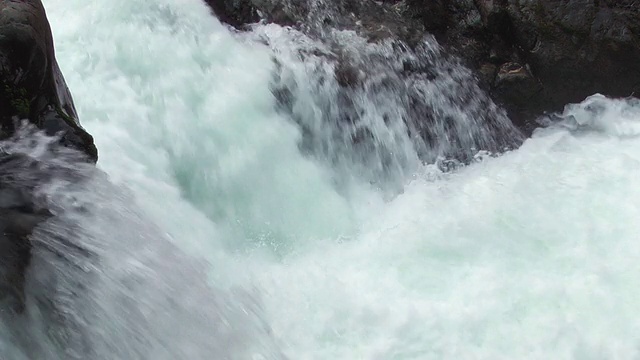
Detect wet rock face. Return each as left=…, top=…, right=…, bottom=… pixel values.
left=203, top=0, right=260, bottom=29
left=207, top=0, right=640, bottom=132
left=0, top=151, right=52, bottom=313
left=404, top=0, right=640, bottom=129
left=0, top=0, right=97, bottom=313
left=207, top=0, right=426, bottom=44
left=0, top=0, right=97, bottom=162
left=209, top=0, right=523, bottom=167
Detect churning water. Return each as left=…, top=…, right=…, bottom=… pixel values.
left=4, top=0, right=639, bottom=358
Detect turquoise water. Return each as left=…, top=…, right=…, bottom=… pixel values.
left=21, top=0, right=640, bottom=358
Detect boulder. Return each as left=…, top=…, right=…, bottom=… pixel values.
left=0, top=0, right=97, bottom=161
left=0, top=0, right=97, bottom=313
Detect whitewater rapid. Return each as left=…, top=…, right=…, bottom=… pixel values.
left=26, top=0, right=640, bottom=358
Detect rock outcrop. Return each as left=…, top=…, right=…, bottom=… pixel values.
left=207, top=0, right=640, bottom=132
left=0, top=0, right=97, bottom=313
left=0, top=0, right=97, bottom=161
left=208, top=0, right=525, bottom=171
left=404, top=0, right=640, bottom=130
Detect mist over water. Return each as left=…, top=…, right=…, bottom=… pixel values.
left=3, top=0, right=636, bottom=358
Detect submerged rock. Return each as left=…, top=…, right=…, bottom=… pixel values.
left=0, top=151, right=53, bottom=314
left=0, top=0, right=97, bottom=313
left=206, top=0, right=640, bottom=132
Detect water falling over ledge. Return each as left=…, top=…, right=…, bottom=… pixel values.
left=0, top=0, right=633, bottom=358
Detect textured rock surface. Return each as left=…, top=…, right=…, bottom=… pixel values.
left=207, top=0, right=640, bottom=131
left=0, top=0, right=97, bottom=313
left=401, top=0, right=640, bottom=129
left=0, top=0, right=97, bottom=161
left=204, top=0, right=260, bottom=28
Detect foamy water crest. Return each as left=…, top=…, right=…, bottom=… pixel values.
left=554, top=94, right=640, bottom=137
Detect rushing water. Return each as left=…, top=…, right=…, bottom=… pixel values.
left=4, top=0, right=639, bottom=358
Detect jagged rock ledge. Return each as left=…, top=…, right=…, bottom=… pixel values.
left=206, top=0, right=640, bottom=132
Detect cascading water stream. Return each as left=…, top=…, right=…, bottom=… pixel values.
left=252, top=24, right=523, bottom=190
left=1, top=0, right=639, bottom=358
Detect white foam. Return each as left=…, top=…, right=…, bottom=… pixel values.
left=40, top=0, right=640, bottom=358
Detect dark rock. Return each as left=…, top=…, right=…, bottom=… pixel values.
left=492, top=62, right=543, bottom=132
left=405, top=0, right=448, bottom=32
left=206, top=0, right=640, bottom=134
left=0, top=0, right=97, bottom=162
left=2, top=179, right=45, bottom=312
left=208, top=0, right=523, bottom=175
left=207, top=0, right=425, bottom=44
left=0, top=151, right=51, bottom=314
left=505, top=1, right=640, bottom=106
left=0, top=0, right=97, bottom=313
left=403, top=0, right=640, bottom=128
left=334, top=61, right=362, bottom=88
left=204, top=0, right=260, bottom=29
